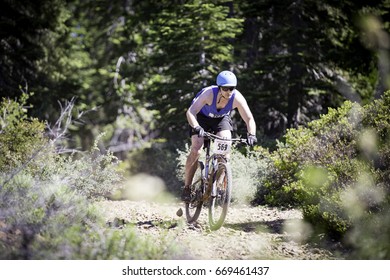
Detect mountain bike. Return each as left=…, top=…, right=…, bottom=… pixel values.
left=184, top=132, right=247, bottom=230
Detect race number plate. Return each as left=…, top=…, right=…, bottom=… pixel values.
left=213, top=138, right=231, bottom=155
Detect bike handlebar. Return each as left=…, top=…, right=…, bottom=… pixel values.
left=203, top=131, right=248, bottom=144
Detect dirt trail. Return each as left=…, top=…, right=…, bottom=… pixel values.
left=97, top=199, right=339, bottom=260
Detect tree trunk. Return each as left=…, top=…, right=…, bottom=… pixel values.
left=287, top=1, right=305, bottom=129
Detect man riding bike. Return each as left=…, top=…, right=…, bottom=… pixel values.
left=182, top=70, right=257, bottom=202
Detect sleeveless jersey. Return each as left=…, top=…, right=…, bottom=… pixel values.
left=193, top=85, right=235, bottom=118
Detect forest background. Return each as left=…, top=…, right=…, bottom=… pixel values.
left=1, top=0, right=390, bottom=259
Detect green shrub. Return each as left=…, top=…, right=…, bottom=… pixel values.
left=256, top=91, right=390, bottom=258
left=0, top=172, right=98, bottom=259
left=0, top=171, right=177, bottom=259
left=259, top=100, right=364, bottom=204
left=55, top=138, right=124, bottom=200
left=0, top=95, right=179, bottom=259
left=230, top=146, right=271, bottom=205
left=0, top=94, right=47, bottom=172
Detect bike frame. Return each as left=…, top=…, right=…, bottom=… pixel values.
left=201, top=138, right=223, bottom=200
left=184, top=131, right=247, bottom=228
left=201, top=132, right=246, bottom=198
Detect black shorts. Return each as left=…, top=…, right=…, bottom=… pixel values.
left=189, top=113, right=233, bottom=136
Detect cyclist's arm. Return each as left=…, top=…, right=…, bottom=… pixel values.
left=233, top=91, right=256, bottom=135
left=186, top=88, right=213, bottom=128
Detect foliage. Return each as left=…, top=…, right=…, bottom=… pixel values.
left=51, top=142, right=123, bottom=200
left=139, top=0, right=244, bottom=140
left=0, top=0, right=83, bottom=120
left=2, top=0, right=389, bottom=153
left=0, top=96, right=178, bottom=259
left=0, top=0, right=67, bottom=95
left=0, top=172, right=176, bottom=259
left=257, top=100, right=364, bottom=206
left=236, top=0, right=388, bottom=139
left=255, top=91, right=390, bottom=258
left=2, top=0, right=390, bottom=260
left=232, top=146, right=272, bottom=205
left=0, top=94, right=47, bottom=173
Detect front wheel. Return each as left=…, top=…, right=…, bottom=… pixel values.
left=208, top=161, right=232, bottom=230
left=185, top=161, right=204, bottom=223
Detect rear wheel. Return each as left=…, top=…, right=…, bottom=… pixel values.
left=185, top=161, right=204, bottom=223
left=208, top=162, right=232, bottom=230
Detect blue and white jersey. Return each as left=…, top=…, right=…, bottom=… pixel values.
left=193, top=85, right=235, bottom=118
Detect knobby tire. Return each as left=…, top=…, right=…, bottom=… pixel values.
left=185, top=161, right=204, bottom=223
left=208, top=161, right=232, bottom=230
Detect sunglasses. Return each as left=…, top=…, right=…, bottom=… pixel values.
left=220, top=87, right=235, bottom=92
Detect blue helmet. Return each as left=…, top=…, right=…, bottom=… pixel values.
left=216, top=70, right=237, bottom=87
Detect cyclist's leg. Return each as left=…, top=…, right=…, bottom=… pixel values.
left=214, top=116, right=232, bottom=188
left=216, top=115, right=233, bottom=160
left=184, top=114, right=212, bottom=189
left=215, top=115, right=233, bottom=137
left=182, top=125, right=205, bottom=201
left=214, top=129, right=231, bottom=185
left=184, top=134, right=204, bottom=187
left=216, top=129, right=231, bottom=138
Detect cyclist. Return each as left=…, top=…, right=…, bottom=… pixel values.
left=182, top=70, right=257, bottom=202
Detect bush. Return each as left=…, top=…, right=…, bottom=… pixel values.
left=0, top=171, right=178, bottom=259
left=55, top=137, right=124, bottom=200
left=0, top=95, right=179, bottom=259
left=0, top=94, right=47, bottom=172
left=256, top=91, right=390, bottom=258
left=230, top=146, right=271, bottom=205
